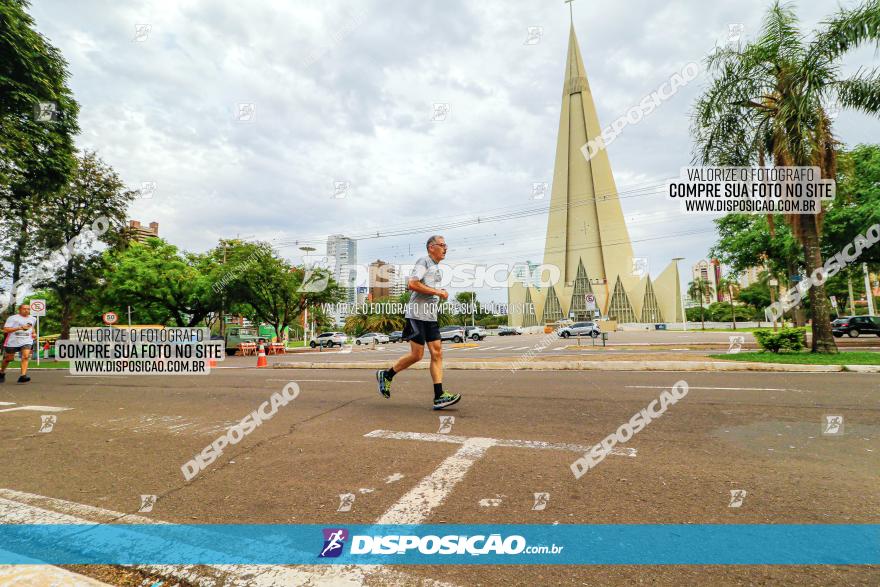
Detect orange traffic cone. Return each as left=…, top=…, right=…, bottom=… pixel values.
left=208, top=358, right=218, bottom=368
left=256, top=343, right=268, bottom=368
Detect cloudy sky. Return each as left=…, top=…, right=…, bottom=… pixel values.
left=33, top=0, right=879, bottom=302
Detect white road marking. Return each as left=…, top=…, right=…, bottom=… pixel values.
left=365, top=430, right=636, bottom=456
left=0, top=488, right=455, bottom=587
left=377, top=437, right=495, bottom=524
left=265, top=378, right=367, bottom=383
left=625, top=385, right=789, bottom=391
left=0, top=563, right=112, bottom=586
left=65, top=376, right=127, bottom=379
left=0, top=402, right=16, bottom=406
left=365, top=429, right=636, bottom=525
left=0, top=405, right=72, bottom=413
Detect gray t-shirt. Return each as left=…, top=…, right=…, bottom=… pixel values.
left=404, top=256, right=442, bottom=322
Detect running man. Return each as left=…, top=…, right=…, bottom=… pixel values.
left=376, top=235, right=461, bottom=410
left=1, top=303, right=37, bottom=384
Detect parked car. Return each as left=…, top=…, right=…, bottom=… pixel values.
left=832, top=316, right=880, bottom=338
left=309, top=332, right=348, bottom=348
left=355, top=332, right=390, bottom=345
left=557, top=321, right=600, bottom=338
left=439, top=325, right=465, bottom=343
left=389, top=331, right=403, bottom=343
left=465, top=325, right=487, bottom=341
left=498, top=326, right=523, bottom=336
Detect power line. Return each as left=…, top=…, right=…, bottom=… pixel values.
left=271, top=180, right=671, bottom=249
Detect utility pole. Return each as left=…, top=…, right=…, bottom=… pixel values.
left=848, top=272, right=856, bottom=316
left=219, top=240, right=227, bottom=337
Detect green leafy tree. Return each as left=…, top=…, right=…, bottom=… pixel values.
left=737, top=281, right=772, bottom=325
left=31, top=151, right=134, bottom=336
left=219, top=241, right=344, bottom=340
left=823, top=144, right=880, bottom=264
left=0, top=0, right=80, bottom=290
left=99, top=238, right=220, bottom=327
left=687, top=277, right=712, bottom=329
left=693, top=0, right=880, bottom=352
left=716, top=276, right=740, bottom=329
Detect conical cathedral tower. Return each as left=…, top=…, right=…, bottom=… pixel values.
left=508, top=22, right=681, bottom=327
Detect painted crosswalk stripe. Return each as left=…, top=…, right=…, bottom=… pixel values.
left=625, top=385, right=788, bottom=391
left=0, top=488, right=455, bottom=587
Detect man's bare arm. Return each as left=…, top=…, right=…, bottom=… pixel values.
left=408, top=278, right=448, bottom=300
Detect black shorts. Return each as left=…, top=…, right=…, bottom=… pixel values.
left=402, top=319, right=440, bottom=345
left=3, top=344, right=33, bottom=356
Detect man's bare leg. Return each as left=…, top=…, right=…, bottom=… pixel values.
left=376, top=341, right=424, bottom=399
left=393, top=341, right=425, bottom=373
left=19, top=347, right=30, bottom=377
left=427, top=339, right=442, bottom=384
left=0, top=352, right=13, bottom=379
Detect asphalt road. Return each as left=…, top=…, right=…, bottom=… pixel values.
left=0, top=367, right=877, bottom=585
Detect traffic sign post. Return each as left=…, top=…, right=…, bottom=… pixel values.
left=102, top=311, right=118, bottom=326
left=30, top=299, right=46, bottom=365
left=585, top=293, right=596, bottom=312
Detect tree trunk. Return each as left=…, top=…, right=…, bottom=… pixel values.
left=800, top=220, right=837, bottom=353
left=60, top=303, right=73, bottom=340
left=729, top=286, right=737, bottom=330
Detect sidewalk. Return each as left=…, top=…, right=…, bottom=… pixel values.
left=272, top=359, right=879, bottom=373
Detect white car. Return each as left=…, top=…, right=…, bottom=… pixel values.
left=439, top=326, right=465, bottom=343
left=309, top=332, right=348, bottom=348
left=355, top=332, right=389, bottom=345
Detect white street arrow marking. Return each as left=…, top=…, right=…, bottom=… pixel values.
left=365, top=429, right=636, bottom=525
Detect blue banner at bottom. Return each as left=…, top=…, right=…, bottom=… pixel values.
left=0, top=524, right=877, bottom=565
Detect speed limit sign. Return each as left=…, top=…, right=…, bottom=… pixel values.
left=585, top=293, right=596, bottom=311
left=102, top=311, right=118, bottom=325
left=30, top=299, right=46, bottom=316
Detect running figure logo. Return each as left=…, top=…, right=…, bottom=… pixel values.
left=319, top=528, right=349, bottom=558
left=138, top=494, right=157, bottom=513
left=727, top=335, right=745, bottom=354
left=337, top=493, right=355, bottom=512
left=532, top=492, right=550, bottom=511
left=822, top=415, right=844, bottom=435
left=39, top=415, right=56, bottom=433
left=438, top=416, right=455, bottom=434
left=728, top=489, right=747, bottom=508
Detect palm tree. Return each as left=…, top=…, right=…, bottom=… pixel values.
left=717, top=276, right=740, bottom=329
left=692, top=0, right=880, bottom=353
left=688, top=277, right=712, bottom=330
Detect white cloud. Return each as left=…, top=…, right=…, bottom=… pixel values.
left=30, top=0, right=880, bottom=303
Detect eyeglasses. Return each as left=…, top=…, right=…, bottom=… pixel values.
left=431, top=243, right=448, bottom=249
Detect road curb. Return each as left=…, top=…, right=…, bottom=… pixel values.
left=273, top=360, right=845, bottom=372
left=842, top=364, right=880, bottom=373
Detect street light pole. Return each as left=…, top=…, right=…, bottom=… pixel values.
left=300, top=246, right=317, bottom=345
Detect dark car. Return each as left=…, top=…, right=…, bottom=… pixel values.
left=832, top=316, right=880, bottom=338
left=389, top=330, right=403, bottom=343
left=498, top=326, right=522, bottom=336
